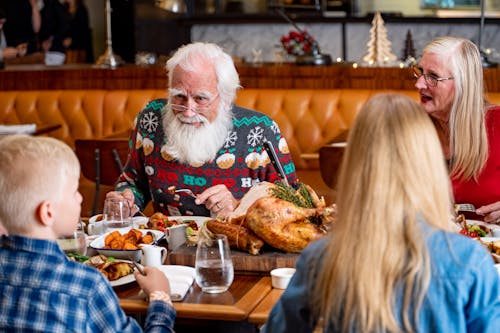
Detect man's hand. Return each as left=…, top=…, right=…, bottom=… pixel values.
left=106, top=189, right=138, bottom=216
left=195, top=184, right=238, bottom=217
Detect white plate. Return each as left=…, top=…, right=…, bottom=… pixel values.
left=480, top=237, right=500, bottom=243
left=157, top=265, right=196, bottom=301
left=466, top=219, right=496, bottom=237
left=107, top=260, right=140, bottom=288
left=89, top=228, right=164, bottom=261
left=165, top=216, right=210, bottom=251
left=477, top=237, right=500, bottom=263
left=166, top=216, right=209, bottom=228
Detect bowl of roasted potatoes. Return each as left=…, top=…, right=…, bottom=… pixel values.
left=89, top=228, right=163, bottom=262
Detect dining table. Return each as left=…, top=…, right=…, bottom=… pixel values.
left=247, top=288, right=284, bottom=325
left=115, top=271, right=276, bottom=333
left=115, top=274, right=272, bottom=321
left=82, top=218, right=285, bottom=331
left=106, top=235, right=278, bottom=330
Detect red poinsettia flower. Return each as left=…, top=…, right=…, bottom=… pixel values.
left=280, top=30, right=315, bottom=56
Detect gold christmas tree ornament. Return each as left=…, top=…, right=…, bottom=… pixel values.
left=362, top=12, right=397, bottom=66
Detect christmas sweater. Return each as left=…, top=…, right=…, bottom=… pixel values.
left=116, top=99, right=298, bottom=216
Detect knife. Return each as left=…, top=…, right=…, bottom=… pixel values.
left=263, top=140, right=289, bottom=186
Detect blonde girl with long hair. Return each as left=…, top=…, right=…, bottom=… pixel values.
left=262, top=93, right=500, bottom=333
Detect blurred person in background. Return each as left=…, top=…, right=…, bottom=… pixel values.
left=38, top=0, right=70, bottom=54
left=62, top=0, right=93, bottom=63
left=262, top=93, right=500, bottom=333
left=415, top=36, right=500, bottom=223
left=0, top=9, right=21, bottom=62
left=0, top=0, right=40, bottom=54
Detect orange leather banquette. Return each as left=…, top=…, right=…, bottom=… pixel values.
left=2, top=89, right=499, bottom=216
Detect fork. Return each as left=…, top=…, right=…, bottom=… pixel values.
left=173, top=188, right=197, bottom=198
left=127, top=255, right=145, bottom=275
left=455, top=203, right=476, bottom=213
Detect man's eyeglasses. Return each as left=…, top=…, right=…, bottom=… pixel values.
left=169, top=93, right=219, bottom=114
left=412, top=66, right=453, bottom=87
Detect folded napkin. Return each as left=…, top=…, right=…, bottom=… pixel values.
left=157, top=265, right=195, bottom=301
left=0, top=124, right=37, bottom=135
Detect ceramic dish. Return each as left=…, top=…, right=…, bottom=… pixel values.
left=270, top=267, right=296, bottom=289
left=89, top=228, right=163, bottom=261
left=165, top=216, right=210, bottom=250
left=89, top=215, right=147, bottom=227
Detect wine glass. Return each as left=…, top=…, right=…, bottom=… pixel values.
left=195, top=233, right=234, bottom=293
left=102, top=197, right=132, bottom=232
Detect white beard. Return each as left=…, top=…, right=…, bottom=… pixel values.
left=162, top=102, right=233, bottom=166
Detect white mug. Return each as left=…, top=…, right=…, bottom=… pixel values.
left=140, top=244, right=167, bottom=267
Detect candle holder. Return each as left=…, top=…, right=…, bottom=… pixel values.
left=96, top=0, right=124, bottom=69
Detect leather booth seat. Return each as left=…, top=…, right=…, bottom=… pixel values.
left=2, top=89, right=499, bottom=216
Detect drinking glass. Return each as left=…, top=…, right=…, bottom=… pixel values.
left=195, top=234, right=234, bottom=293
left=102, top=197, right=133, bottom=232
left=57, top=222, right=87, bottom=256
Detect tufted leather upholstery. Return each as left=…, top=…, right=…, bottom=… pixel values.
left=2, top=88, right=499, bottom=215
left=237, top=89, right=417, bottom=170
left=0, top=90, right=167, bottom=148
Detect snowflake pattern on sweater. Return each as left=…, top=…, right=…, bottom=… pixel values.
left=116, top=99, right=298, bottom=216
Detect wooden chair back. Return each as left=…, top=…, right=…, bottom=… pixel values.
left=74, top=138, right=130, bottom=215
left=319, top=143, right=346, bottom=190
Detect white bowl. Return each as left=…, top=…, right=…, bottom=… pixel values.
left=89, top=228, right=163, bottom=262
left=89, top=214, right=104, bottom=224
left=133, top=216, right=149, bottom=228
left=45, top=51, right=66, bottom=66
left=270, top=268, right=296, bottom=289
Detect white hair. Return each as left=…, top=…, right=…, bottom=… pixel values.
left=166, top=42, right=241, bottom=107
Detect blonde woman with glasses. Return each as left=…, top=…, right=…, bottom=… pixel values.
left=262, top=93, right=500, bottom=333
left=415, top=36, right=500, bottom=224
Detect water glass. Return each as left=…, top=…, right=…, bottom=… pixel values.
left=57, top=223, right=87, bottom=256
left=103, top=197, right=132, bottom=232
left=195, top=234, right=234, bottom=293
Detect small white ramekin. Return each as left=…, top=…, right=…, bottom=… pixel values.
left=270, top=268, right=296, bottom=289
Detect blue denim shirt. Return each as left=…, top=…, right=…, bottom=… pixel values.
left=263, top=226, right=500, bottom=333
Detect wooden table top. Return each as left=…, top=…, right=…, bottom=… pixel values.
left=248, top=288, right=284, bottom=325
left=115, top=275, right=272, bottom=321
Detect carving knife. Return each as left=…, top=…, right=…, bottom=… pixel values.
left=263, top=140, right=289, bottom=186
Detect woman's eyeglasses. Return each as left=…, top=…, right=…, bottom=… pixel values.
left=412, top=66, right=453, bottom=87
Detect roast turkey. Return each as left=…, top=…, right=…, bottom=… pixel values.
left=208, top=181, right=334, bottom=254
left=245, top=197, right=328, bottom=253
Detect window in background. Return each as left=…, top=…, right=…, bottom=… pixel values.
left=421, top=0, right=480, bottom=9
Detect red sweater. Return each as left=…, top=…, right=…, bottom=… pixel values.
left=452, top=105, right=500, bottom=209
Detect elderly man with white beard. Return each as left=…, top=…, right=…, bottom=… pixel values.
left=107, top=42, right=298, bottom=218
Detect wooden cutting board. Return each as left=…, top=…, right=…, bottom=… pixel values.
left=167, top=245, right=299, bottom=274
